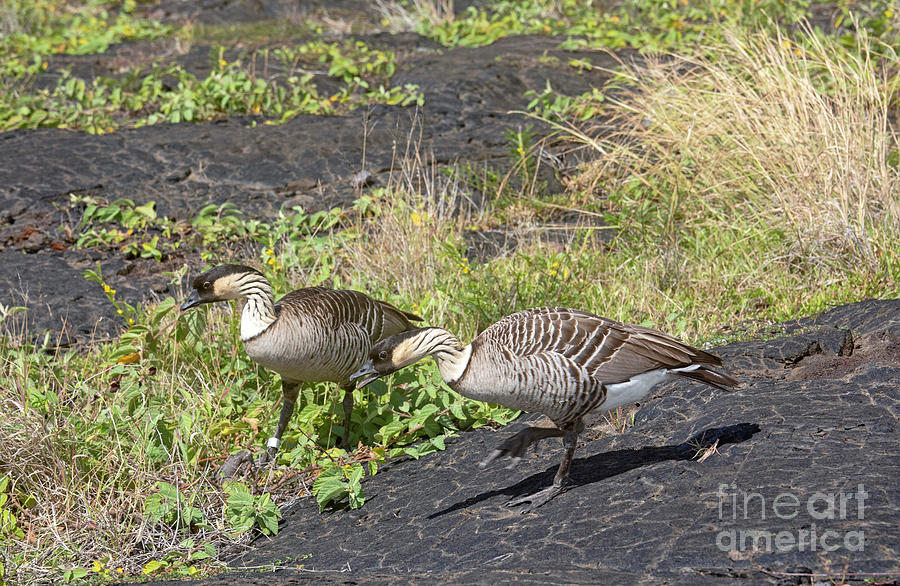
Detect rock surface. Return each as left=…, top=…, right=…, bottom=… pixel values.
left=143, top=299, right=899, bottom=585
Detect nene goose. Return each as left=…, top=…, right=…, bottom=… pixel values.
left=351, top=306, right=738, bottom=511
left=180, top=264, right=422, bottom=468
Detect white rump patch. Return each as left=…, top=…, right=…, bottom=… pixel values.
left=671, top=364, right=701, bottom=373
left=602, top=368, right=669, bottom=411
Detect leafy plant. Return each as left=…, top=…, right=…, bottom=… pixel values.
left=144, top=482, right=205, bottom=531
left=525, top=83, right=606, bottom=122
left=0, top=476, right=24, bottom=542
left=223, top=482, right=281, bottom=536
left=313, top=461, right=367, bottom=511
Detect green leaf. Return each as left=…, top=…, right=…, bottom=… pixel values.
left=377, top=419, right=406, bottom=443
left=347, top=463, right=364, bottom=486
left=142, top=560, right=165, bottom=575
left=314, top=477, right=347, bottom=511
left=449, top=400, right=467, bottom=420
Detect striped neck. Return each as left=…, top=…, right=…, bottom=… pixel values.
left=410, top=328, right=473, bottom=384
left=235, top=273, right=277, bottom=340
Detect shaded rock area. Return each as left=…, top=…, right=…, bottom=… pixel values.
left=0, top=0, right=616, bottom=344
left=142, top=299, right=899, bottom=585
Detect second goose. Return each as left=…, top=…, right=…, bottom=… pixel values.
left=351, top=306, right=738, bottom=511
left=180, top=264, right=422, bottom=467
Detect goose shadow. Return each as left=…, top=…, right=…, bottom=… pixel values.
left=428, top=422, right=760, bottom=518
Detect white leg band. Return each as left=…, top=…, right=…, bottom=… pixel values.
left=267, top=437, right=281, bottom=450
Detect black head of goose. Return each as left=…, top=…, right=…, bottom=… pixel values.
left=181, top=264, right=422, bottom=470
left=352, top=306, right=738, bottom=511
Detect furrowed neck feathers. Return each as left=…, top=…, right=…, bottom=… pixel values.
left=413, top=328, right=472, bottom=384
left=237, top=272, right=277, bottom=340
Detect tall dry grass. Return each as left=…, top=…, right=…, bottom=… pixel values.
left=583, top=26, right=899, bottom=275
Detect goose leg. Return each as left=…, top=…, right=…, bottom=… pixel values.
left=257, top=381, right=300, bottom=466
left=339, top=383, right=354, bottom=450
left=479, top=426, right=566, bottom=469
left=506, top=420, right=583, bottom=512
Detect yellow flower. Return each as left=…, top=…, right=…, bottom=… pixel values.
left=265, top=248, right=274, bottom=256
left=117, top=309, right=123, bottom=315
left=267, top=257, right=276, bottom=266
left=128, top=318, right=135, bottom=324
left=219, top=59, right=227, bottom=67
left=410, top=212, right=422, bottom=226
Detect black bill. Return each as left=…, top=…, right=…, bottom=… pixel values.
left=179, top=290, right=203, bottom=311
left=351, top=360, right=380, bottom=389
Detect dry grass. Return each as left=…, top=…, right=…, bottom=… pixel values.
left=583, top=26, right=899, bottom=273
left=0, top=334, right=261, bottom=582
left=375, top=0, right=456, bottom=33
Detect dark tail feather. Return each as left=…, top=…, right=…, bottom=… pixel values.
left=403, top=310, right=424, bottom=322
left=674, top=366, right=739, bottom=391
left=378, top=300, right=424, bottom=329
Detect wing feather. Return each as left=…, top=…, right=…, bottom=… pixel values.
left=477, top=307, right=720, bottom=385
left=277, top=287, right=422, bottom=343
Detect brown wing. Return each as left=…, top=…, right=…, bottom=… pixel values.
left=478, top=307, right=721, bottom=385
left=278, top=287, right=421, bottom=343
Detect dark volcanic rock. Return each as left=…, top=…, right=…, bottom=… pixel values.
left=141, top=299, right=899, bottom=585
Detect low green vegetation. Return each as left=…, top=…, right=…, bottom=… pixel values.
left=381, top=0, right=899, bottom=53
left=1, top=0, right=898, bottom=584
left=0, top=2, right=421, bottom=133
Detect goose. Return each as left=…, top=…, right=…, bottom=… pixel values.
left=351, top=306, right=738, bottom=511
left=180, top=264, right=422, bottom=468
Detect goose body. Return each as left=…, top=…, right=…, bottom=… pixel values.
left=180, top=264, right=421, bottom=468
left=241, top=286, right=416, bottom=385
left=352, top=306, right=738, bottom=510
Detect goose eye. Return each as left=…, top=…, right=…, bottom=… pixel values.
left=202, top=281, right=211, bottom=290
left=378, top=350, right=388, bottom=361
